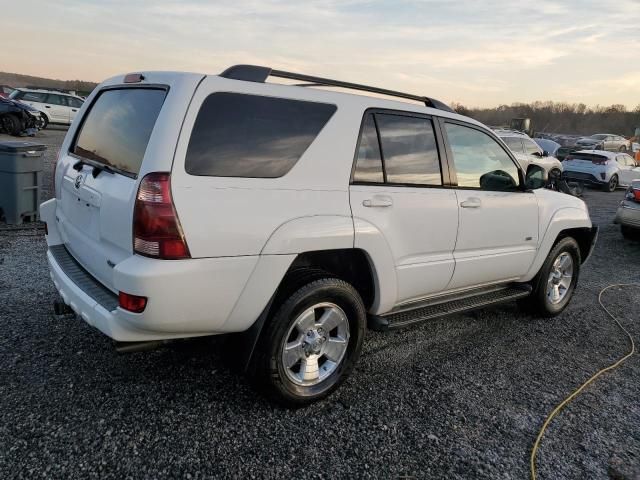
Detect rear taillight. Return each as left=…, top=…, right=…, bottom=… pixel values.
left=133, top=172, right=190, bottom=260
left=119, top=291, right=147, bottom=313
left=592, top=158, right=609, bottom=165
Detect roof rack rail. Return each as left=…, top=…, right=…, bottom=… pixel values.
left=219, top=64, right=455, bottom=113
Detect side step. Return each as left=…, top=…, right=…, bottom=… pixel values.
left=368, top=284, right=532, bottom=332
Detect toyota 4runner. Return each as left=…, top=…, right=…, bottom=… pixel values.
left=40, top=65, right=598, bottom=406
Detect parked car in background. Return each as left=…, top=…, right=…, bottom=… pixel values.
left=562, top=150, right=640, bottom=192
left=575, top=134, right=630, bottom=152
left=0, top=96, right=41, bottom=135
left=534, top=138, right=561, bottom=157
left=9, top=88, right=84, bottom=128
left=495, top=129, right=563, bottom=178
left=40, top=65, right=597, bottom=406
left=0, top=85, right=15, bottom=98
left=614, top=180, right=640, bottom=239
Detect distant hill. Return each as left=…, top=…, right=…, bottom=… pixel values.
left=0, top=72, right=97, bottom=96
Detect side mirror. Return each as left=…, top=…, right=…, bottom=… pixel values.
left=525, top=164, right=548, bottom=190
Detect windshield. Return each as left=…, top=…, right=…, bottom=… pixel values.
left=71, top=88, right=167, bottom=176
left=590, top=134, right=608, bottom=140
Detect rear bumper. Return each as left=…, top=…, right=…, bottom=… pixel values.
left=40, top=198, right=288, bottom=342
left=562, top=171, right=605, bottom=186
left=614, top=201, right=640, bottom=229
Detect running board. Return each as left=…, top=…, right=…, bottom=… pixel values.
left=368, top=284, right=532, bottom=332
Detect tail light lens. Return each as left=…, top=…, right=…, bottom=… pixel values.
left=626, top=186, right=640, bottom=202
left=119, top=291, right=147, bottom=313
left=591, top=158, right=609, bottom=165
left=133, top=172, right=190, bottom=259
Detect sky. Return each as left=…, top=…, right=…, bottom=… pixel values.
left=3, top=0, right=640, bottom=108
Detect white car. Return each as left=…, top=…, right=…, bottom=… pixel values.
left=40, top=66, right=597, bottom=405
left=495, top=130, right=563, bottom=179
left=9, top=88, right=84, bottom=128
left=562, top=150, right=640, bottom=192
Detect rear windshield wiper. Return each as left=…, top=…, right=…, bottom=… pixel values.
left=72, top=159, right=115, bottom=178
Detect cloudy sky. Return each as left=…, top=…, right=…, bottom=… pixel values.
left=5, top=0, right=640, bottom=107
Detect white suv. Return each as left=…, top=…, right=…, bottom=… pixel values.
left=9, top=88, right=84, bottom=128
left=40, top=66, right=598, bottom=405
left=495, top=129, right=563, bottom=179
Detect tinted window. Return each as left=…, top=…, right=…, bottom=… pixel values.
left=46, top=94, right=65, bottom=106
left=20, top=92, right=47, bottom=102
left=186, top=93, right=336, bottom=178
left=353, top=114, right=383, bottom=183
left=503, top=137, right=523, bottom=153
left=73, top=88, right=166, bottom=176
left=445, top=123, right=520, bottom=191
left=68, top=97, right=83, bottom=108
left=376, top=114, right=441, bottom=185
left=523, top=139, right=541, bottom=154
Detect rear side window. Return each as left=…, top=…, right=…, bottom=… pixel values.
left=21, top=92, right=47, bottom=102
left=72, top=88, right=167, bottom=176
left=186, top=93, right=336, bottom=178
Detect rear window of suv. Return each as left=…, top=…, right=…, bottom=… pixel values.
left=72, top=88, right=167, bottom=177
left=185, top=93, right=336, bottom=178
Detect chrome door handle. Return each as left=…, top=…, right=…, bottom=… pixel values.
left=363, top=196, right=393, bottom=208
left=460, top=198, right=481, bottom=208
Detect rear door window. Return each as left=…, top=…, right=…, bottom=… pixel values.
left=21, top=92, right=47, bottom=102
left=72, top=88, right=167, bottom=176
left=185, top=93, right=336, bottom=178
left=523, top=139, right=541, bottom=155
left=375, top=113, right=442, bottom=186
left=353, top=114, right=384, bottom=183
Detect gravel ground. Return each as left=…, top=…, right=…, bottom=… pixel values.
left=1, top=128, right=639, bottom=479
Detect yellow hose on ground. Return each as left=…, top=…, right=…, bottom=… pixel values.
left=530, top=284, right=639, bottom=480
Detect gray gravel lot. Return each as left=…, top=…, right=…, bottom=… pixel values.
left=0, top=128, right=639, bottom=479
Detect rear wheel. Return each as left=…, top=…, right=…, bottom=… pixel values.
left=603, top=174, right=618, bottom=192
left=37, top=113, right=49, bottom=130
left=250, top=276, right=366, bottom=406
left=0, top=114, right=21, bottom=135
left=619, top=145, right=627, bottom=152
left=519, top=237, right=580, bottom=317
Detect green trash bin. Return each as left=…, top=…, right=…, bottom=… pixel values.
left=0, top=141, right=47, bottom=225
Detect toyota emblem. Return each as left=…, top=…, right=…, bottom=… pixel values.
left=74, top=174, right=83, bottom=189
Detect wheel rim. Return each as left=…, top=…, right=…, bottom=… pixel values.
left=546, top=252, right=574, bottom=305
left=610, top=176, right=618, bottom=190
left=281, top=302, right=350, bottom=386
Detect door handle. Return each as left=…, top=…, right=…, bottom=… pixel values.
left=363, top=196, right=393, bottom=208
left=460, top=198, right=481, bottom=208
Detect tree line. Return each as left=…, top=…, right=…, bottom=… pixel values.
left=452, top=101, right=640, bottom=137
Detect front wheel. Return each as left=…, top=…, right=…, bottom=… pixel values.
left=619, top=145, right=627, bottom=152
left=250, top=277, right=366, bottom=406
left=1, top=114, right=21, bottom=135
left=603, top=174, right=618, bottom=192
left=37, top=113, right=49, bottom=130
left=519, top=237, right=580, bottom=317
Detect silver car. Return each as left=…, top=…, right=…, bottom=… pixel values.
left=614, top=180, right=640, bottom=239
left=575, top=134, right=631, bottom=152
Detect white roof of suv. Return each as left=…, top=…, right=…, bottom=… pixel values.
left=15, top=87, right=84, bottom=100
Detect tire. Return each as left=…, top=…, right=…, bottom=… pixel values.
left=250, top=276, right=366, bottom=407
left=519, top=237, right=581, bottom=317
left=1, top=114, right=21, bottom=136
left=621, top=225, right=640, bottom=240
left=603, top=174, right=618, bottom=192
left=619, top=145, right=627, bottom=152
left=38, top=113, right=49, bottom=130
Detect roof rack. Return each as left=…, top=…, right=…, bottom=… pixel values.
left=219, top=64, right=455, bottom=113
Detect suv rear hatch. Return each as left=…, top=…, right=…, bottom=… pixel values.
left=54, top=73, right=203, bottom=292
